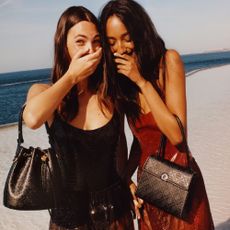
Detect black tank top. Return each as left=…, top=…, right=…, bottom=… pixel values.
left=49, top=111, right=120, bottom=192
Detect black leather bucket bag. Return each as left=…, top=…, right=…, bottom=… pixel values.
left=3, top=106, right=63, bottom=210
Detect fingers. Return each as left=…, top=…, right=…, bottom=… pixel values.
left=133, top=197, right=144, bottom=219
left=114, top=52, right=131, bottom=61
left=73, top=47, right=90, bottom=59
left=134, top=201, right=142, bottom=219
left=89, top=49, right=102, bottom=68
left=133, top=193, right=143, bottom=209
left=73, top=47, right=102, bottom=62
left=80, top=48, right=102, bottom=73
left=113, top=53, right=135, bottom=76
left=114, top=57, right=130, bottom=74
left=133, top=198, right=142, bottom=209
left=82, top=47, right=102, bottom=61
left=91, top=47, right=102, bottom=59
left=68, top=47, right=102, bottom=83
left=129, top=181, right=143, bottom=219
left=138, top=197, right=144, bottom=205
left=114, top=57, right=128, bottom=65
left=117, top=66, right=128, bottom=76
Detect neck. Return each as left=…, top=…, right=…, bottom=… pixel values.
left=77, top=80, right=88, bottom=96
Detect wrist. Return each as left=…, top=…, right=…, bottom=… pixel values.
left=65, top=70, right=79, bottom=86
left=136, top=79, right=148, bottom=89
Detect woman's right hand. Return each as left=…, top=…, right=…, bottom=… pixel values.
left=67, top=47, right=102, bottom=84
left=129, top=180, right=144, bottom=219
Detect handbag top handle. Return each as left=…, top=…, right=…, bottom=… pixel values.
left=17, top=105, right=50, bottom=146
left=157, top=115, right=191, bottom=169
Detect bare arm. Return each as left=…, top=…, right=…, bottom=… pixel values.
left=137, top=50, right=186, bottom=144
left=23, top=75, right=74, bottom=129
left=115, top=49, right=186, bottom=145
left=23, top=47, right=102, bottom=129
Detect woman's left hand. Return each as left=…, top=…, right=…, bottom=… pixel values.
left=114, top=53, right=143, bottom=84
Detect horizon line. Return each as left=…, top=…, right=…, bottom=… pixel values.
left=1, top=49, right=230, bottom=75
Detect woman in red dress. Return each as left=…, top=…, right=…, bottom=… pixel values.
left=100, top=0, right=214, bottom=229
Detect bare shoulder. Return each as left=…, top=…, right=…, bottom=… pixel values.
left=27, top=83, right=50, bottom=100
left=29, top=83, right=50, bottom=92
left=164, top=49, right=185, bottom=80
left=165, top=49, right=183, bottom=68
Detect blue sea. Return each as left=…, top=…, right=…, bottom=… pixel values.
left=1, top=50, right=230, bottom=126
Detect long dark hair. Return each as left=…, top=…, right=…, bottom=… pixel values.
left=52, top=6, right=109, bottom=121
left=100, top=0, right=167, bottom=121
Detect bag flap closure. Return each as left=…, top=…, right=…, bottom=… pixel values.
left=142, top=156, right=194, bottom=190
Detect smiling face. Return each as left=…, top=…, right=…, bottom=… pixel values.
left=106, top=15, right=134, bottom=55
left=67, top=21, right=101, bottom=59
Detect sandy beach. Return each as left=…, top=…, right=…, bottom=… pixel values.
left=1, top=65, right=230, bottom=229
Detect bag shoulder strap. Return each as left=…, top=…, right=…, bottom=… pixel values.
left=17, top=104, right=51, bottom=145
left=17, top=105, right=25, bottom=145
left=157, top=114, right=191, bottom=169
left=174, top=115, right=190, bottom=155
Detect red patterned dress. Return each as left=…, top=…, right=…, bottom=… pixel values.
left=129, top=112, right=214, bottom=230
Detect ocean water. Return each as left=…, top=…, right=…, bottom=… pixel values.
left=0, top=51, right=230, bottom=125
left=0, top=69, right=51, bottom=125
left=183, top=51, right=230, bottom=75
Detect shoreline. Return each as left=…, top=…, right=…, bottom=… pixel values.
left=0, top=122, right=18, bottom=128
left=181, top=49, right=230, bottom=56
left=185, top=63, right=230, bottom=77
left=1, top=63, right=230, bottom=128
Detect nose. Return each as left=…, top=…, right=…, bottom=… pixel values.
left=86, top=42, right=95, bottom=54
left=115, top=41, right=126, bottom=55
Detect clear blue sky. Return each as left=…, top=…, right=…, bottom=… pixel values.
left=0, top=0, right=229, bottom=73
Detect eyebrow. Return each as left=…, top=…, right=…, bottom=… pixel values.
left=74, top=34, right=100, bottom=39
left=107, top=32, right=130, bottom=40
left=94, top=34, right=101, bottom=39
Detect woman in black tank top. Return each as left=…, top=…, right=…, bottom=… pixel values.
left=23, top=6, right=134, bottom=230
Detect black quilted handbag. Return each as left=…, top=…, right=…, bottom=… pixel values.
left=136, top=115, right=196, bottom=219
left=3, top=106, right=63, bottom=210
